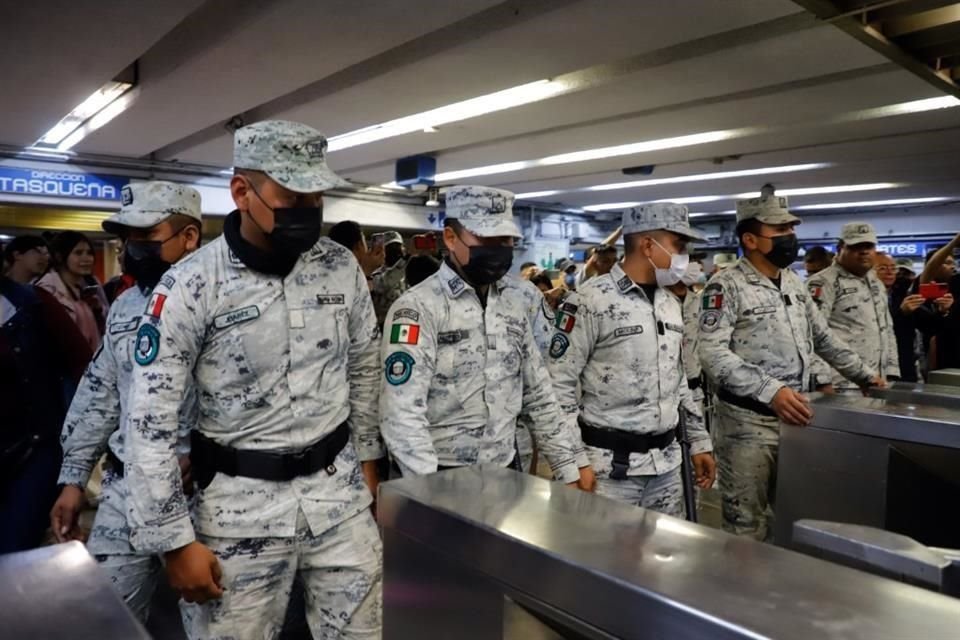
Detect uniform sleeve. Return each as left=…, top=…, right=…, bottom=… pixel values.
left=805, top=290, right=874, bottom=385
left=806, top=274, right=836, bottom=387
left=125, top=274, right=204, bottom=553
left=57, top=308, right=121, bottom=487
left=517, top=318, right=581, bottom=484
left=545, top=294, right=594, bottom=469
left=679, top=349, right=712, bottom=456
left=347, top=264, right=384, bottom=461
left=882, top=297, right=901, bottom=380
left=528, top=288, right=554, bottom=357
left=681, top=292, right=701, bottom=382
left=698, top=280, right=785, bottom=405
left=174, top=382, right=198, bottom=458
left=379, top=294, right=439, bottom=476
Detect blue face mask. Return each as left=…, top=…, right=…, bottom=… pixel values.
left=564, top=273, right=576, bottom=287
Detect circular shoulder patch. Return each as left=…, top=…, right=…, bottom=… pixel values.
left=134, top=324, right=161, bottom=366
left=549, top=333, right=570, bottom=359
left=385, top=352, right=415, bottom=386
left=700, top=310, right=722, bottom=333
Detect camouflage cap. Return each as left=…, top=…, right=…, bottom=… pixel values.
left=622, top=202, right=706, bottom=241
left=735, top=194, right=800, bottom=225
left=445, top=185, right=521, bottom=238
left=102, top=181, right=202, bottom=235
left=841, top=221, right=877, bottom=246
left=382, top=231, right=403, bottom=246
left=233, top=119, right=349, bottom=193
left=713, top=252, right=738, bottom=270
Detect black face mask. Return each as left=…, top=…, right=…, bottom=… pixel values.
left=248, top=182, right=322, bottom=258
left=759, top=233, right=800, bottom=269
left=125, top=236, right=176, bottom=290
left=460, top=244, right=514, bottom=285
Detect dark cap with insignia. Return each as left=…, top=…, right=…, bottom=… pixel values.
left=233, top=119, right=349, bottom=193
left=622, top=202, right=706, bottom=241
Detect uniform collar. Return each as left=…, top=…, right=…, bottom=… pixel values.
left=736, top=256, right=782, bottom=289
left=223, top=210, right=327, bottom=275
left=438, top=260, right=506, bottom=298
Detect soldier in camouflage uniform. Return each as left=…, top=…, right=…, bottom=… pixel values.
left=49, top=181, right=202, bottom=623
left=699, top=194, right=882, bottom=542
left=123, top=120, right=382, bottom=639
left=547, top=204, right=715, bottom=516
left=807, top=222, right=900, bottom=391
left=379, top=185, right=593, bottom=490
left=370, top=231, right=407, bottom=329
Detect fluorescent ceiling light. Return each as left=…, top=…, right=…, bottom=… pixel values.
left=794, top=197, right=951, bottom=210
left=585, top=163, right=828, bottom=193
left=432, top=128, right=748, bottom=182
left=515, top=190, right=561, bottom=199
left=690, top=210, right=736, bottom=218
left=57, top=88, right=140, bottom=151
left=327, top=79, right=571, bottom=151
left=583, top=195, right=725, bottom=211
left=735, top=183, right=899, bottom=198
left=35, top=80, right=134, bottom=147
left=836, top=95, right=960, bottom=123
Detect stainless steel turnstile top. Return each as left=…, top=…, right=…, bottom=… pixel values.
left=868, top=381, right=960, bottom=410
left=809, top=394, right=960, bottom=448
left=0, top=542, right=149, bottom=639
left=380, top=467, right=960, bottom=640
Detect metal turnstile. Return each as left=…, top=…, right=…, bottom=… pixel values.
left=776, top=394, right=960, bottom=548
left=868, top=380, right=960, bottom=410
left=928, top=368, right=960, bottom=387
left=380, top=466, right=960, bottom=640
left=0, top=542, right=149, bottom=639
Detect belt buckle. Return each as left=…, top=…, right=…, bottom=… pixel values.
left=609, top=459, right=629, bottom=481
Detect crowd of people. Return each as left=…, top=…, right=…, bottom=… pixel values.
left=1, top=116, right=958, bottom=639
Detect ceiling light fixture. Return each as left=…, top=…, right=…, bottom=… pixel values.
left=33, top=79, right=137, bottom=150
left=327, top=79, right=571, bottom=151
left=425, top=186, right=440, bottom=207
left=794, top=197, right=952, bottom=210
left=515, top=163, right=830, bottom=199
left=735, top=183, right=900, bottom=198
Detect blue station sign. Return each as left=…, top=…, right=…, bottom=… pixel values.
left=0, top=166, right=129, bottom=201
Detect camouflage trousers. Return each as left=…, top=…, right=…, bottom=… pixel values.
left=594, top=468, right=684, bottom=518
left=181, top=508, right=382, bottom=640
left=86, top=470, right=162, bottom=623
left=714, top=400, right=780, bottom=542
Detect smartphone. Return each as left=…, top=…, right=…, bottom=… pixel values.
left=919, top=282, right=948, bottom=300
left=369, top=233, right=386, bottom=248
left=413, top=234, right=437, bottom=252
left=80, top=285, right=99, bottom=298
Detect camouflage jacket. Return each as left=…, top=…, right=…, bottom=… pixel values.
left=371, top=257, right=407, bottom=328
left=123, top=233, right=381, bottom=553
left=379, top=261, right=581, bottom=483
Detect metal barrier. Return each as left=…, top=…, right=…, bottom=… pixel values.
left=776, top=394, right=960, bottom=548
left=0, top=542, right=149, bottom=638
left=379, top=466, right=960, bottom=639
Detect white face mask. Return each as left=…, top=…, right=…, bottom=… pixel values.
left=649, top=237, right=689, bottom=287
left=680, top=261, right=703, bottom=287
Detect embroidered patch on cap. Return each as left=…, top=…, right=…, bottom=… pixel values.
left=385, top=352, right=414, bottom=385
left=134, top=324, right=161, bottom=366
left=390, top=324, right=420, bottom=345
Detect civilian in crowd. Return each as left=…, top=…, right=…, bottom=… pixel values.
left=3, top=235, right=50, bottom=284
left=555, top=257, right=579, bottom=290
left=102, top=245, right=136, bottom=303
left=530, top=272, right=566, bottom=310
left=36, top=232, right=108, bottom=351
left=918, top=236, right=960, bottom=370
left=1, top=274, right=92, bottom=553
left=874, top=252, right=897, bottom=291
left=328, top=220, right=385, bottom=286
left=803, top=245, right=833, bottom=277
left=519, top=261, right=539, bottom=280
left=404, top=254, right=441, bottom=288
left=577, top=244, right=618, bottom=286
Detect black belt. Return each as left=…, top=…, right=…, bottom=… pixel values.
left=104, top=446, right=124, bottom=477
left=687, top=376, right=702, bottom=391
left=190, top=422, right=349, bottom=483
left=578, top=418, right=676, bottom=480
left=717, top=388, right=777, bottom=418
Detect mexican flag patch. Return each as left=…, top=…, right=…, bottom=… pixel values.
left=702, top=291, right=723, bottom=311
left=555, top=311, right=575, bottom=333
left=390, top=323, right=420, bottom=345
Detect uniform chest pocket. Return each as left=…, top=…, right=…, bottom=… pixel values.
left=301, top=301, right=349, bottom=361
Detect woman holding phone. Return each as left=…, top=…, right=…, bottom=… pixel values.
left=36, top=231, right=107, bottom=351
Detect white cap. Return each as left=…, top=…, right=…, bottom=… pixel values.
left=103, top=181, right=201, bottom=235
left=841, top=222, right=878, bottom=246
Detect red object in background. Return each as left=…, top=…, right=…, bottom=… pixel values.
left=413, top=234, right=437, bottom=252
left=920, top=282, right=949, bottom=300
